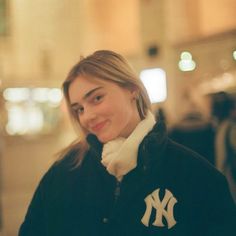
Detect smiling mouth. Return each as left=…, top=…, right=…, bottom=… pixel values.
left=91, top=121, right=108, bottom=133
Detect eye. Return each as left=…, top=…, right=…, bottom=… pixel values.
left=93, top=95, right=104, bottom=103
left=75, top=107, right=84, bottom=116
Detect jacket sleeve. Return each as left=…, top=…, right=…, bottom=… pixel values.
left=18, top=167, right=54, bottom=236
left=204, top=173, right=236, bottom=236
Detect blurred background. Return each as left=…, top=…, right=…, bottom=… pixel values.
left=0, top=0, right=236, bottom=235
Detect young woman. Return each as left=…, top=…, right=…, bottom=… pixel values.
left=19, top=50, right=236, bottom=236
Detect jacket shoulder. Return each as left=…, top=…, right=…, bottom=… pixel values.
left=165, top=138, right=225, bottom=182
left=36, top=148, right=83, bottom=192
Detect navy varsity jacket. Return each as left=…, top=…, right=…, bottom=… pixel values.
left=19, top=121, right=236, bottom=236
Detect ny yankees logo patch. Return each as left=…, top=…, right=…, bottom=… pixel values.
left=141, top=189, right=177, bottom=229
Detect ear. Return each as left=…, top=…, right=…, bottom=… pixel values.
left=128, top=89, right=136, bottom=101
left=128, top=85, right=138, bottom=98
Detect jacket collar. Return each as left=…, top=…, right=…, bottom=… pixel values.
left=138, top=120, right=168, bottom=169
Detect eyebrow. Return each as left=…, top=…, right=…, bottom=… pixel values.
left=70, top=86, right=103, bottom=108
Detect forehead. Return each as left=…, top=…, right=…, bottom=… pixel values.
left=68, top=75, right=113, bottom=104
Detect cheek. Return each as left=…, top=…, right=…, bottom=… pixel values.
left=98, top=99, right=119, bottom=116
left=99, top=94, right=133, bottom=120
left=78, top=118, right=88, bottom=132
left=112, top=102, right=133, bottom=124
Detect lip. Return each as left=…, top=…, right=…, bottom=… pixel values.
left=91, top=120, right=108, bottom=133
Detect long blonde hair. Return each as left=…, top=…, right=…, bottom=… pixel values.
left=61, top=50, right=151, bottom=167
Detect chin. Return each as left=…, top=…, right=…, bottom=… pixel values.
left=96, top=133, right=118, bottom=143
left=97, top=136, right=112, bottom=144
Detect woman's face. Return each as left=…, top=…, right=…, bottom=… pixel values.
left=68, top=75, right=141, bottom=143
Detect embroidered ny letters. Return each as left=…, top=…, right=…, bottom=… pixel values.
left=141, top=189, right=177, bottom=229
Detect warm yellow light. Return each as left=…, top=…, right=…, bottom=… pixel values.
left=3, top=87, right=63, bottom=105
left=233, top=50, right=236, bottom=60
left=140, top=68, right=167, bottom=103
left=178, top=51, right=196, bottom=72
left=178, top=60, right=196, bottom=72
left=48, top=88, right=63, bottom=105
left=32, top=88, right=50, bottom=102
left=3, top=87, right=63, bottom=136
left=181, top=51, right=192, bottom=60
left=5, top=104, right=44, bottom=135
left=3, top=88, right=30, bottom=102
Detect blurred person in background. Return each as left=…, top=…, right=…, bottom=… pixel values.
left=19, top=50, right=235, bottom=236
left=155, top=107, right=167, bottom=123
left=212, top=91, right=236, bottom=202
left=169, top=90, right=215, bottom=165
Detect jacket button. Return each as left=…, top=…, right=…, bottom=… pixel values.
left=102, top=217, right=109, bottom=223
